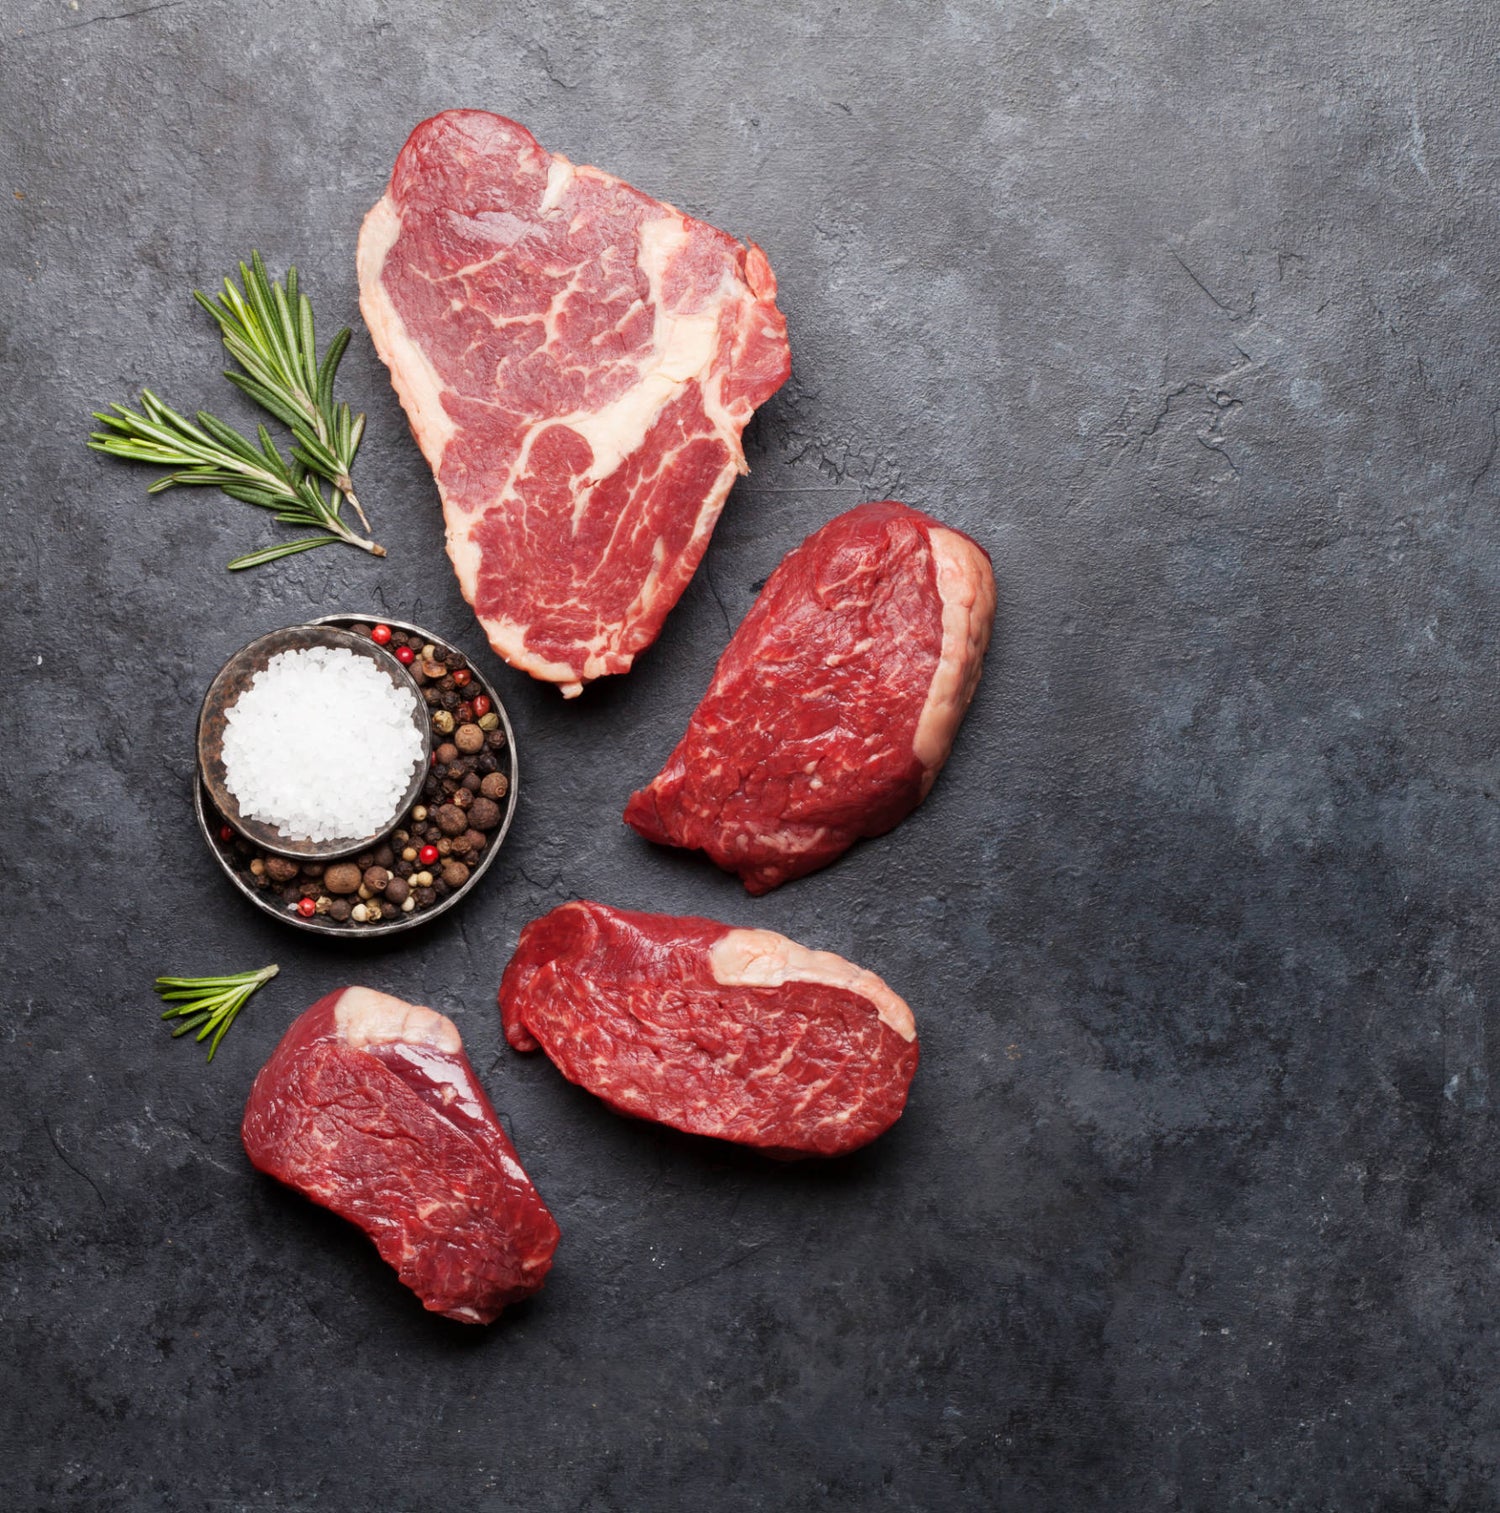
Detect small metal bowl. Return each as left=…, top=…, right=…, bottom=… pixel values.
left=194, top=614, right=518, bottom=938
left=198, top=623, right=431, bottom=861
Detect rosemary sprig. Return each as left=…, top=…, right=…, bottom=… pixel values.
left=195, top=251, right=373, bottom=534
left=155, top=963, right=279, bottom=1061
left=88, top=390, right=384, bottom=568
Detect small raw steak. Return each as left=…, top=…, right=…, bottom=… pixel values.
left=358, top=110, right=791, bottom=696
left=242, top=986, right=559, bottom=1324
left=625, top=500, right=995, bottom=892
left=500, top=901, right=918, bottom=1158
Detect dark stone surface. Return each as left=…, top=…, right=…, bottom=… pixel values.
left=3, top=1, right=1498, bottom=1507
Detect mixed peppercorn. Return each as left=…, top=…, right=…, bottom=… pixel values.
left=209, top=621, right=511, bottom=930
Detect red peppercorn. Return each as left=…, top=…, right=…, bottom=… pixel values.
left=472, top=694, right=491, bottom=717
left=371, top=623, right=393, bottom=645
left=456, top=701, right=474, bottom=723
left=395, top=644, right=415, bottom=665
left=219, top=825, right=234, bottom=842
left=296, top=897, right=318, bottom=918
left=452, top=667, right=472, bottom=688
left=419, top=844, right=439, bottom=866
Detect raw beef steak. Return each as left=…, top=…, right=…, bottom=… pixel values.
left=242, top=986, right=559, bottom=1324
left=500, top=901, right=919, bottom=1157
left=358, top=110, right=792, bottom=696
left=624, top=500, right=995, bottom=892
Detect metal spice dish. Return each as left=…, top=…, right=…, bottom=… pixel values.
left=194, top=614, right=518, bottom=938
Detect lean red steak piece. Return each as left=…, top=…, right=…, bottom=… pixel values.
left=242, top=986, right=559, bottom=1324
left=500, top=901, right=919, bottom=1157
left=624, top=500, right=996, bottom=893
left=358, top=110, right=792, bottom=697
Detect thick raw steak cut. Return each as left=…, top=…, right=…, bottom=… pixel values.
left=624, top=500, right=996, bottom=892
left=358, top=110, right=792, bottom=696
left=500, top=901, right=919, bottom=1157
left=242, top=986, right=559, bottom=1324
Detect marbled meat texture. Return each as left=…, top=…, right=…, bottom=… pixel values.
left=500, top=901, right=919, bottom=1158
left=624, top=500, right=996, bottom=892
left=358, top=110, right=792, bottom=697
left=242, top=986, right=559, bottom=1324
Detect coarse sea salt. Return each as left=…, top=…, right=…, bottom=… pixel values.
left=222, top=645, right=424, bottom=844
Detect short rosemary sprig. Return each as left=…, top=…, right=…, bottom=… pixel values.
left=155, top=963, right=279, bottom=1061
left=88, top=390, right=383, bottom=569
left=195, top=251, right=373, bottom=534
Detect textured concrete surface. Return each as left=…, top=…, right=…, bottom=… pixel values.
left=4, top=1, right=1500, bottom=1508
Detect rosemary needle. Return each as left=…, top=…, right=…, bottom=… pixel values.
left=155, top=964, right=279, bottom=1062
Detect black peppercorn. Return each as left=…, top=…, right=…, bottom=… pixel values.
left=468, top=797, right=501, bottom=830
left=324, top=862, right=362, bottom=895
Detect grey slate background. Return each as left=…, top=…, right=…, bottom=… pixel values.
left=3, top=0, right=1499, bottom=1507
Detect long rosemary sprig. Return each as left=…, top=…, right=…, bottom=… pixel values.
left=155, top=963, right=279, bottom=1061
left=88, top=390, right=384, bottom=568
left=195, top=251, right=373, bottom=534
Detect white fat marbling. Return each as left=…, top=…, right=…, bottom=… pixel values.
left=708, top=929, right=917, bottom=1043
left=334, top=986, right=462, bottom=1055
left=356, top=196, right=458, bottom=470
left=912, top=527, right=996, bottom=792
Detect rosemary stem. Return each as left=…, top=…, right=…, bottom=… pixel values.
left=339, top=478, right=374, bottom=534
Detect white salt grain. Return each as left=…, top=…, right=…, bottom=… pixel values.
left=222, top=646, right=424, bottom=844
